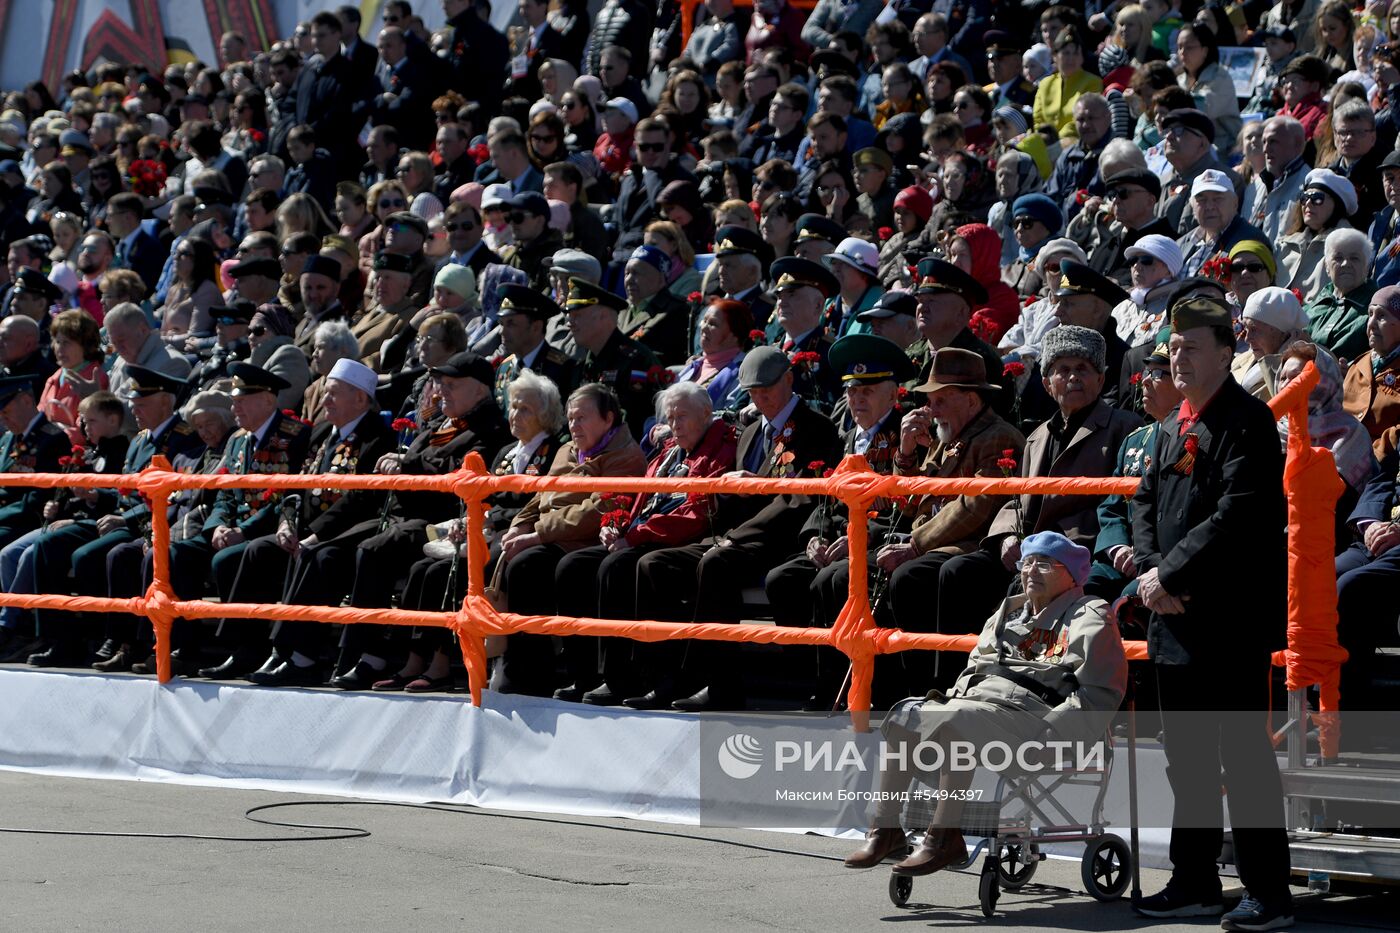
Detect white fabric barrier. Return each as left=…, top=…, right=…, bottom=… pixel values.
left=0, top=668, right=1176, bottom=865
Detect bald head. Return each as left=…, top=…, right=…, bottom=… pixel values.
left=0, top=315, right=40, bottom=365
left=1373, top=285, right=1400, bottom=315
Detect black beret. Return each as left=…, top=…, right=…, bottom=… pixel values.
left=301, top=254, right=343, bottom=281
left=372, top=251, right=414, bottom=274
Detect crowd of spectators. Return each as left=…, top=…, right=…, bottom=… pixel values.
left=0, top=0, right=1393, bottom=732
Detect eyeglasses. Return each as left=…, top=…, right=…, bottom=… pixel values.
left=1107, top=186, right=1144, bottom=200
left=507, top=212, right=528, bottom=223
left=215, top=316, right=241, bottom=326
left=395, top=165, right=412, bottom=176
left=446, top=221, right=475, bottom=232
left=529, top=133, right=557, bottom=144
left=1012, top=217, right=1039, bottom=229
left=1336, top=126, right=1376, bottom=139
left=249, top=325, right=267, bottom=336
left=1020, top=557, right=1062, bottom=573
left=1141, top=367, right=1171, bottom=382
left=1231, top=261, right=1266, bottom=275
left=1164, top=125, right=1201, bottom=139
left=1299, top=190, right=1329, bottom=205
left=637, top=142, right=666, bottom=153
left=416, top=334, right=441, bottom=345
left=561, top=99, right=580, bottom=110
left=1129, top=255, right=1159, bottom=267
left=377, top=197, right=408, bottom=209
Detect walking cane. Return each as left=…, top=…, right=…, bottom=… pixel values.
left=272, top=494, right=302, bottom=644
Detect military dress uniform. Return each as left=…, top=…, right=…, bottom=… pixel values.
left=617, top=288, right=692, bottom=368
left=0, top=381, right=69, bottom=549
left=170, top=365, right=313, bottom=661
left=491, top=284, right=580, bottom=410
left=212, top=407, right=398, bottom=678
left=568, top=278, right=664, bottom=439
left=31, top=367, right=204, bottom=655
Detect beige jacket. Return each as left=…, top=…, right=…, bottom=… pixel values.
left=510, top=428, right=648, bottom=551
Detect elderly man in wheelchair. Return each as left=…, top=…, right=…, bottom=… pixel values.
left=845, top=531, right=1129, bottom=875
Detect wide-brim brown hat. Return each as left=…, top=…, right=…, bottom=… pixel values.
left=913, top=348, right=997, bottom=393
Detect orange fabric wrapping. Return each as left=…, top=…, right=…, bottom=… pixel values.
left=0, top=366, right=1333, bottom=733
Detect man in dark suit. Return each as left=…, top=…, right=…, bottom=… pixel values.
left=372, top=27, right=435, bottom=150
left=105, top=193, right=166, bottom=294
left=908, top=258, right=1014, bottom=420
left=433, top=123, right=477, bottom=203
left=625, top=347, right=843, bottom=711
left=1131, top=297, right=1292, bottom=930
left=294, top=11, right=368, bottom=180
left=770, top=257, right=840, bottom=412
left=445, top=0, right=510, bottom=117
left=337, top=5, right=380, bottom=76
left=440, top=202, right=502, bottom=279
left=610, top=118, right=697, bottom=261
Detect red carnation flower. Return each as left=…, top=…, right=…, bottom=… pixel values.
left=391, top=418, right=416, bottom=432
left=469, top=143, right=490, bottom=163
left=807, top=460, right=826, bottom=473
left=897, top=386, right=909, bottom=398
left=822, top=467, right=835, bottom=478
left=687, top=291, right=703, bottom=303
left=1290, top=287, right=1304, bottom=303
left=71, top=444, right=86, bottom=456
left=791, top=351, right=821, bottom=366
left=57, top=456, right=74, bottom=467
left=749, top=328, right=766, bottom=342
left=259, top=489, right=275, bottom=503
left=1003, top=361, right=1026, bottom=378
left=997, top=456, right=1018, bottom=471
left=1074, top=189, right=1089, bottom=205
left=878, top=226, right=894, bottom=241
left=1129, top=372, right=1143, bottom=386
left=1184, top=435, right=1199, bottom=456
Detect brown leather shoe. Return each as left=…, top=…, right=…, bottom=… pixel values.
left=843, top=827, right=910, bottom=869
left=129, top=653, right=158, bottom=675
left=92, top=645, right=134, bottom=672
left=891, top=828, right=967, bottom=876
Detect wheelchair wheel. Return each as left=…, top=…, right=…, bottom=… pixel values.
left=978, top=861, right=1000, bottom=917
left=1081, top=834, right=1132, bottom=902
left=888, top=873, right=913, bottom=907
left=995, top=843, right=1039, bottom=890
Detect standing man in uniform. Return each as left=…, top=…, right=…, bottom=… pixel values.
left=567, top=277, right=663, bottom=439
left=1131, top=296, right=1293, bottom=932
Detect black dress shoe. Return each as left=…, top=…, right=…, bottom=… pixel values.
left=27, top=641, right=84, bottom=667
left=622, top=688, right=677, bottom=710
left=330, top=661, right=386, bottom=690
left=581, top=683, right=626, bottom=706
left=552, top=683, right=585, bottom=702
left=248, top=660, right=323, bottom=687
left=673, top=687, right=745, bottom=712
left=93, top=638, right=119, bottom=661
left=197, top=649, right=266, bottom=680
left=1, top=638, right=46, bottom=664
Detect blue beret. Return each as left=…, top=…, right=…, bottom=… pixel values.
left=1019, top=531, right=1092, bottom=586
left=1011, top=193, right=1064, bottom=234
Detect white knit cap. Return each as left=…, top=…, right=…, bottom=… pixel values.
left=1124, top=234, right=1184, bottom=277
left=1035, top=237, right=1088, bottom=274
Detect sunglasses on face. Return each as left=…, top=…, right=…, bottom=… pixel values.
left=530, top=133, right=557, bottom=144
left=1141, top=367, right=1171, bottom=382
left=1107, top=187, right=1143, bottom=200
left=1299, top=190, right=1329, bottom=205
left=249, top=325, right=267, bottom=336
left=1232, top=261, right=1267, bottom=274
left=637, top=142, right=666, bottom=153
left=446, top=221, right=475, bottom=232
left=562, top=99, right=580, bottom=109
left=378, top=198, right=408, bottom=209
left=1012, top=217, right=1038, bottom=228
left=1129, top=255, right=1159, bottom=267
left=215, top=316, right=240, bottom=326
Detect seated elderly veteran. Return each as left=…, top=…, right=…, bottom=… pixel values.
left=1305, top=228, right=1377, bottom=367
left=1343, top=285, right=1400, bottom=459
left=353, top=251, right=421, bottom=371
left=673, top=298, right=753, bottom=415
left=770, top=256, right=842, bottom=413
left=932, top=326, right=1142, bottom=690
left=1231, top=287, right=1310, bottom=401
left=492, top=283, right=580, bottom=412
left=6, top=392, right=126, bottom=666
left=1110, top=235, right=1183, bottom=351
left=1019, top=262, right=1131, bottom=428
left=567, top=277, right=665, bottom=442
left=627, top=347, right=843, bottom=712
left=168, top=363, right=313, bottom=670
left=878, top=349, right=1026, bottom=686
left=24, top=369, right=202, bottom=667
left=552, top=382, right=739, bottom=706
left=323, top=352, right=511, bottom=689
left=186, top=301, right=257, bottom=392
left=188, top=360, right=398, bottom=687
left=763, top=335, right=913, bottom=710
left=0, top=374, right=70, bottom=550
left=362, top=371, right=570, bottom=693
left=491, top=383, right=648, bottom=697
left=844, top=531, right=1128, bottom=873
left=619, top=244, right=693, bottom=367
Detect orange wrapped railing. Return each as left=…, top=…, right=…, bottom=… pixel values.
left=0, top=365, right=1340, bottom=743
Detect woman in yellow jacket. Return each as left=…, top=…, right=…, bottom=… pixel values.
left=1033, top=27, right=1103, bottom=142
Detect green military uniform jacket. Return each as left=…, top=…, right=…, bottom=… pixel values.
left=203, top=410, right=313, bottom=540
left=617, top=289, right=692, bottom=367
left=582, top=328, right=663, bottom=440
left=493, top=341, right=581, bottom=410
left=0, top=414, right=68, bottom=521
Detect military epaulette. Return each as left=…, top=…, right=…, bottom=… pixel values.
left=543, top=348, right=570, bottom=365
left=277, top=416, right=310, bottom=436
left=173, top=422, right=196, bottom=435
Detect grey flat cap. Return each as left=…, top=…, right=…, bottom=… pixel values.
left=738, top=346, right=791, bottom=389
